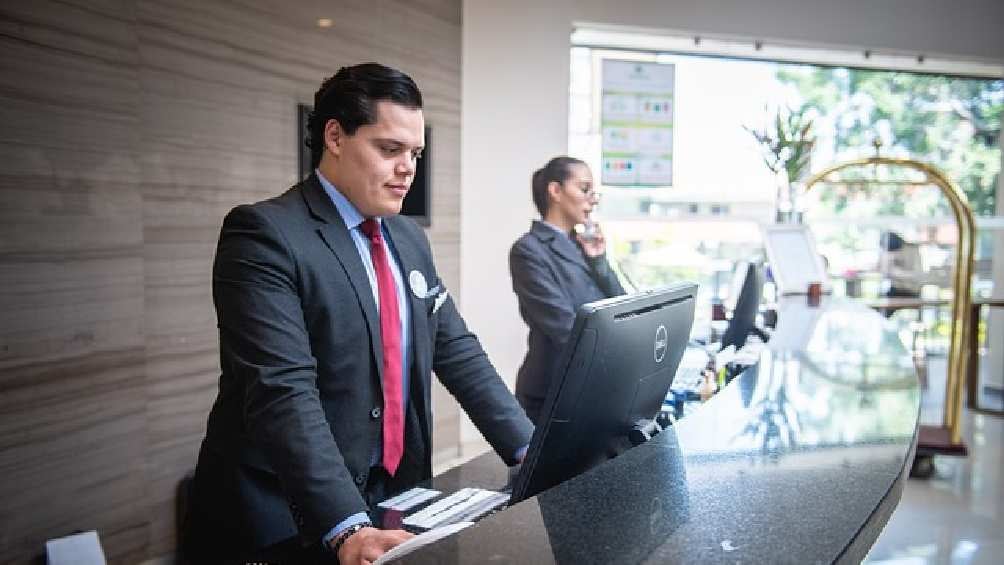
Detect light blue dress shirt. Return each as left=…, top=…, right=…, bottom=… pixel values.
left=316, top=170, right=411, bottom=546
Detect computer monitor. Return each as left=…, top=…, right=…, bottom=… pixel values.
left=720, top=261, right=766, bottom=350
left=510, top=282, right=697, bottom=503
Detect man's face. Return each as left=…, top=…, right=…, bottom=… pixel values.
left=324, top=101, right=425, bottom=217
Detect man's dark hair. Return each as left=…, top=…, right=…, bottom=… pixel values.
left=531, top=156, right=586, bottom=217
left=306, top=62, right=423, bottom=168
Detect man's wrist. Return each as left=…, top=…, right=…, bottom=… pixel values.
left=330, top=521, right=372, bottom=555
left=323, top=512, right=372, bottom=548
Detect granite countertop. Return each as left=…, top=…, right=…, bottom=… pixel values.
left=397, top=297, right=920, bottom=564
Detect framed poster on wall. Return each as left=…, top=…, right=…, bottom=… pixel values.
left=600, top=60, right=675, bottom=187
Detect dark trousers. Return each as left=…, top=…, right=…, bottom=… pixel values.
left=184, top=466, right=412, bottom=565
left=183, top=530, right=331, bottom=565
left=233, top=537, right=331, bottom=565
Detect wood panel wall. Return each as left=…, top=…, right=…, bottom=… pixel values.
left=0, top=1, right=463, bottom=562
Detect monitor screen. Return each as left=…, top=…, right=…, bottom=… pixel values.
left=761, top=224, right=828, bottom=295
left=511, top=282, right=697, bottom=503
left=721, top=261, right=765, bottom=350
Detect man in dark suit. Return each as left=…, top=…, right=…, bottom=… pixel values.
left=184, top=63, right=533, bottom=565
left=509, top=157, right=626, bottom=424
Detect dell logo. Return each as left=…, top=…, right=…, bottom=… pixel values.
left=654, top=325, right=668, bottom=363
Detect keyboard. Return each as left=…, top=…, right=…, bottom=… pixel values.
left=402, top=488, right=510, bottom=531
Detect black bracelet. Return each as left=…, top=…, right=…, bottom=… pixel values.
left=330, top=522, right=372, bottom=556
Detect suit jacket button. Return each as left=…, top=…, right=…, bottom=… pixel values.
left=370, top=407, right=382, bottom=419
left=354, top=474, right=366, bottom=486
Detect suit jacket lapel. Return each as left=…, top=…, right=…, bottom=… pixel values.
left=532, top=220, right=590, bottom=274
left=300, top=175, right=384, bottom=376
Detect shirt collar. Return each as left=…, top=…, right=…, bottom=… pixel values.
left=541, top=220, right=570, bottom=236
left=315, top=168, right=377, bottom=232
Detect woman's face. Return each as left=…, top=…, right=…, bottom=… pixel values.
left=553, top=163, right=598, bottom=226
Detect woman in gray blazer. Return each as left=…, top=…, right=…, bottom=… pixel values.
left=509, top=156, right=626, bottom=424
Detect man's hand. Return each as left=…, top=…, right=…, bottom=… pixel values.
left=335, top=526, right=413, bottom=565
left=576, top=223, right=607, bottom=257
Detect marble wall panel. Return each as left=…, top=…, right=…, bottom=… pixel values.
left=0, top=0, right=463, bottom=562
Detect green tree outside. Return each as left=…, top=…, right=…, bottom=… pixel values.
left=777, top=66, right=1003, bottom=216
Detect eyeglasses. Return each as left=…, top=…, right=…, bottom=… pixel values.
left=566, top=181, right=599, bottom=200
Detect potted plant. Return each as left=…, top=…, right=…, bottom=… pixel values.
left=745, top=104, right=817, bottom=223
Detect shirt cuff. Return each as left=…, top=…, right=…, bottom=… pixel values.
left=322, top=512, right=371, bottom=549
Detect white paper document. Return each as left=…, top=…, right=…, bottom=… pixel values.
left=377, top=487, right=442, bottom=511
left=373, top=521, right=474, bottom=565
left=46, top=531, right=107, bottom=565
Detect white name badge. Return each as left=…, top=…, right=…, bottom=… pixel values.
left=409, top=270, right=428, bottom=299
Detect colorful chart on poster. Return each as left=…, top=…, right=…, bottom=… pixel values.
left=601, top=60, right=675, bottom=186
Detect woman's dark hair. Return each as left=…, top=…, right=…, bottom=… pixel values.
left=531, top=156, right=586, bottom=217
left=306, top=62, right=423, bottom=168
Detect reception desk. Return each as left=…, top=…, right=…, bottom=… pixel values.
left=397, top=298, right=920, bottom=563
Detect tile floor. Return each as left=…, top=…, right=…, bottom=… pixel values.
left=865, top=354, right=1004, bottom=565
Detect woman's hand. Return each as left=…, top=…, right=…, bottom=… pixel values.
left=577, top=222, right=606, bottom=257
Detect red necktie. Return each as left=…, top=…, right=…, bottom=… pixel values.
left=360, top=219, right=404, bottom=476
